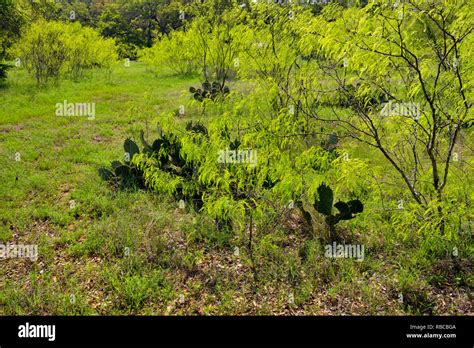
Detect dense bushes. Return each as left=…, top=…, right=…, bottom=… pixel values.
left=12, top=20, right=117, bottom=84
left=140, top=4, right=243, bottom=82
left=111, top=0, right=473, bottom=244
left=140, top=31, right=200, bottom=76
left=63, top=23, right=117, bottom=80
left=15, top=20, right=67, bottom=84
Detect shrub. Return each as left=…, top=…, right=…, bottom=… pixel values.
left=63, top=23, right=118, bottom=80
left=14, top=20, right=67, bottom=85
left=13, top=20, right=118, bottom=84
left=140, top=31, right=200, bottom=76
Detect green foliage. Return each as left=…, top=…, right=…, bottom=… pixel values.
left=12, top=20, right=117, bottom=84
left=63, top=23, right=117, bottom=80
left=97, top=0, right=185, bottom=59
left=13, top=20, right=67, bottom=85
left=0, top=0, right=24, bottom=58
left=140, top=30, right=200, bottom=76
left=301, top=0, right=473, bottom=233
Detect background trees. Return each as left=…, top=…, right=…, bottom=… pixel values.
left=0, top=0, right=24, bottom=82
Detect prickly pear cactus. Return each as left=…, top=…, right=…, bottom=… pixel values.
left=310, top=184, right=364, bottom=239
left=314, top=184, right=333, bottom=216
left=189, top=80, right=230, bottom=101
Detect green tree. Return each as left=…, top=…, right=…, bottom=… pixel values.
left=0, top=0, right=25, bottom=82
left=296, top=0, right=473, bottom=234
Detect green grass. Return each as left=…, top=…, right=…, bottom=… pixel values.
left=0, top=63, right=471, bottom=315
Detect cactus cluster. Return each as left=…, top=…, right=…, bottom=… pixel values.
left=314, top=184, right=364, bottom=235
left=189, top=81, right=230, bottom=101
left=139, top=130, right=190, bottom=178
left=186, top=121, right=208, bottom=135
left=99, top=124, right=264, bottom=234
left=98, top=138, right=145, bottom=189
left=99, top=129, right=204, bottom=209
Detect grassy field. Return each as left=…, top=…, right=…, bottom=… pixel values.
left=0, top=62, right=471, bottom=315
